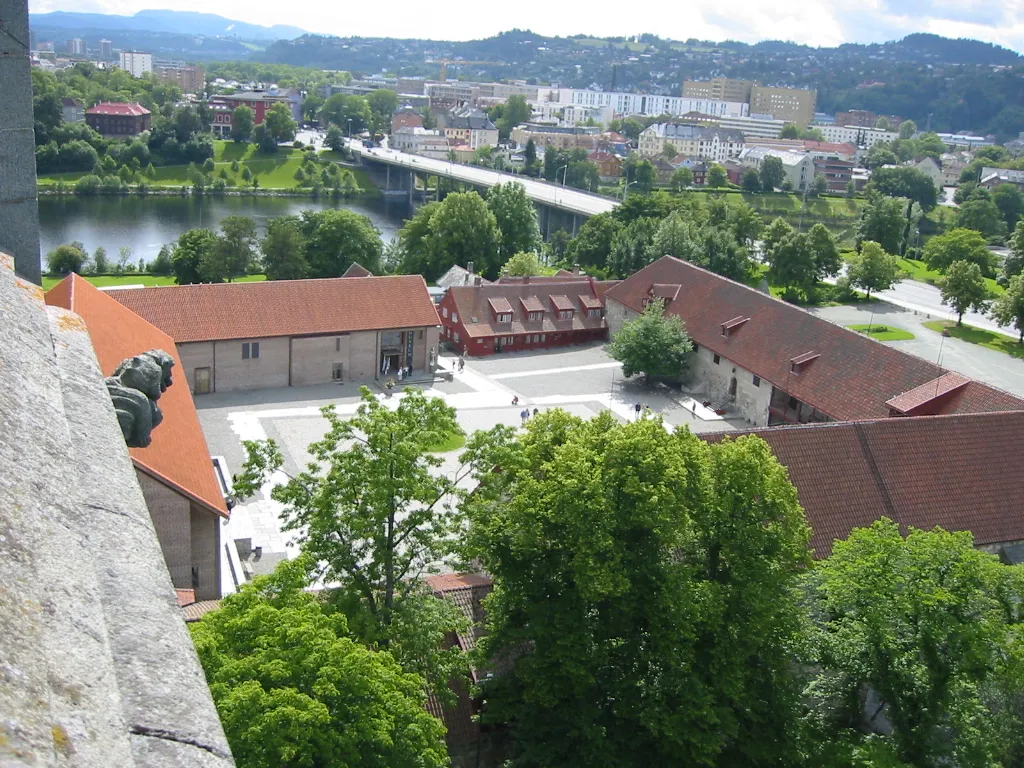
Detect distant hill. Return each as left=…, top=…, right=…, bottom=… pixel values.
left=29, top=9, right=306, bottom=41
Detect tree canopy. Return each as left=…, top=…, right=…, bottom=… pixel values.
left=500, top=250, right=545, bottom=277
left=848, top=241, right=904, bottom=299
left=923, top=227, right=998, bottom=277
left=607, top=298, right=693, bottom=381
left=939, top=260, right=991, bottom=325
left=300, top=209, right=383, bottom=278
left=487, top=182, right=541, bottom=262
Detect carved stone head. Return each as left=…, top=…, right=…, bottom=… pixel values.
left=106, top=349, right=176, bottom=448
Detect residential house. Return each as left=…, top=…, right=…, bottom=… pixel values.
left=638, top=123, right=744, bottom=163
left=85, top=102, right=152, bottom=137
left=510, top=123, right=602, bottom=151
left=391, top=126, right=451, bottom=157
left=46, top=275, right=229, bottom=601
left=914, top=156, right=943, bottom=187
left=604, top=257, right=1024, bottom=428
left=588, top=150, right=622, bottom=182
left=436, top=263, right=492, bottom=291
left=739, top=146, right=813, bottom=191
left=980, top=167, right=1024, bottom=190
left=650, top=155, right=678, bottom=185
left=939, top=153, right=967, bottom=186
left=439, top=276, right=616, bottom=356
left=392, top=105, right=425, bottom=134
left=211, top=87, right=302, bottom=126
left=443, top=107, right=499, bottom=150
left=61, top=97, right=84, bottom=123
left=109, top=276, right=442, bottom=393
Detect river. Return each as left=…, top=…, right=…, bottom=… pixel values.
left=37, top=196, right=413, bottom=269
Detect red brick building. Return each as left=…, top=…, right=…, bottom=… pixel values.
left=391, top=106, right=425, bottom=134
left=85, top=102, right=152, bottom=137
left=211, top=89, right=302, bottom=127
left=587, top=150, right=622, bottom=182
left=439, top=276, right=616, bottom=356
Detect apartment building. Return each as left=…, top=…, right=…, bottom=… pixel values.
left=638, top=123, right=745, bottom=162
left=816, top=123, right=899, bottom=148
left=443, top=107, right=499, bottom=149
left=749, top=85, right=817, bottom=126
left=739, top=146, right=813, bottom=191
left=66, top=37, right=86, bottom=56
left=156, top=64, right=205, bottom=94
left=99, top=39, right=112, bottom=59
left=211, top=87, right=303, bottom=125
left=119, top=50, right=152, bottom=78
left=683, top=78, right=755, bottom=103
left=558, top=88, right=748, bottom=119
left=392, top=126, right=451, bottom=157
left=680, top=112, right=787, bottom=139
left=510, top=123, right=602, bottom=150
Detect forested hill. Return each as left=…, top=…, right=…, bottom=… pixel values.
left=259, top=30, right=1024, bottom=136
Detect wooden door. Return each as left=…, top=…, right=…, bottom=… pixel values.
left=194, top=367, right=212, bottom=394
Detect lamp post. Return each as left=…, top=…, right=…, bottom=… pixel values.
left=346, top=118, right=353, bottom=138
left=558, top=163, right=568, bottom=187
left=623, top=180, right=638, bottom=200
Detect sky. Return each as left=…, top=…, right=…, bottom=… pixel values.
left=28, top=0, right=1024, bottom=52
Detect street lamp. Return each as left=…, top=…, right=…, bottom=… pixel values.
left=346, top=118, right=353, bottom=138
left=623, top=180, right=638, bottom=200
left=558, top=164, right=568, bottom=187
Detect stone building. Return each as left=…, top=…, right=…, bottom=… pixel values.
left=85, top=101, right=152, bottom=137
left=109, top=275, right=442, bottom=393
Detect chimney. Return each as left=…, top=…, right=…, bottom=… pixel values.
left=475, top=276, right=482, bottom=286
left=467, top=261, right=475, bottom=274
left=572, top=263, right=580, bottom=276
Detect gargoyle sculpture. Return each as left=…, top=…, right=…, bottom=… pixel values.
left=105, top=349, right=175, bottom=448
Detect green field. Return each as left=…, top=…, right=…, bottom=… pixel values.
left=41, top=273, right=268, bottom=290
left=847, top=324, right=916, bottom=341
left=426, top=431, right=467, bottom=453
left=897, top=257, right=1004, bottom=295
left=923, top=320, right=1024, bottom=359
left=38, top=141, right=377, bottom=194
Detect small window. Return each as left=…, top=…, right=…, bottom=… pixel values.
left=502, top=336, right=514, bottom=345
left=452, top=313, right=458, bottom=323
left=336, top=337, right=341, bottom=352
left=454, top=332, right=460, bottom=343
left=442, top=306, right=448, bottom=318
left=418, top=330, right=423, bottom=340
left=242, top=342, right=250, bottom=359
left=332, top=362, right=344, bottom=381
left=588, top=308, right=602, bottom=318
left=251, top=342, right=260, bottom=359
left=752, top=375, right=761, bottom=387
left=558, top=310, right=573, bottom=320
left=498, top=312, right=513, bottom=323
left=788, top=395, right=798, bottom=409
left=713, top=354, right=721, bottom=365
left=540, top=334, right=546, bottom=341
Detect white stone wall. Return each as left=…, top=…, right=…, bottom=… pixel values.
left=689, top=345, right=773, bottom=427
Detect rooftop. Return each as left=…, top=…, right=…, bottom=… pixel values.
left=85, top=101, right=150, bottom=117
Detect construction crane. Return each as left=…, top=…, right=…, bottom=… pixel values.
left=428, top=58, right=505, bottom=82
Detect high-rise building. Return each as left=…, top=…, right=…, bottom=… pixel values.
left=749, top=86, right=817, bottom=126
left=683, top=78, right=755, bottom=104
left=99, top=39, right=112, bottom=59
left=119, top=51, right=152, bottom=78
left=66, top=38, right=86, bottom=56
left=155, top=64, right=205, bottom=94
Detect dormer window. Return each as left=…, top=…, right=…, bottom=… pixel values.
left=497, top=312, right=513, bottom=323
left=558, top=310, right=573, bottom=320
left=587, top=308, right=603, bottom=318
left=789, top=351, right=820, bottom=374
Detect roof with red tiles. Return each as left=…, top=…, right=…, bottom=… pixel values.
left=175, top=589, right=196, bottom=607
left=703, top=411, right=1024, bottom=557
left=605, top=257, right=1024, bottom=421
left=182, top=600, right=222, bottom=622
left=110, top=276, right=440, bottom=343
left=46, top=275, right=228, bottom=519
left=86, top=101, right=150, bottom=116
left=447, top=278, right=609, bottom=338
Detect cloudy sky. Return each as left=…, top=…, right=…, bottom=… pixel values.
left=28, top=0, right=1024, bottom=52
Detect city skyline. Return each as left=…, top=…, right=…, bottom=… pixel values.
left=27, top=0, right=1024, bottom=53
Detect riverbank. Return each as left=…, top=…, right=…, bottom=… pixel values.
left=40, top=273, right=269, bottom=290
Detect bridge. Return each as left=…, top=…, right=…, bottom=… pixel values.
left=348, top=142, right=619, bottom=235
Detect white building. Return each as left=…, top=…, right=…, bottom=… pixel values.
left=391, top=126, right=450, bottom=158
left=638, top=123, right=745, bottom=162
left=557, top=88, right=748, bottom=119
left=119, top=51, right=152, bottom=79
left=529, top=101, right=614, bottom=128
left=815, top=124, right=898, bottom=149
left=739, top=146, right=814, bottom=191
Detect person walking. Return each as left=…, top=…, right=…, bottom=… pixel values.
left=634, top=402, right=642, bottom=422
left=532, top=408, right=539, bottom=418
left=458, top=356, right=465, bottom=373
left=520, top=408, right=529, bottom=426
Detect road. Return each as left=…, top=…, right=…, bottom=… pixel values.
left=872, top=278, right=1017, bottom=338
left=345, top=140, right=619, bottom=217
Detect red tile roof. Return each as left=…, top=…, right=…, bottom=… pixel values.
left=447, top=279, right=608, bottom=338
left=110, top=276, right=441, bottom=343
left=182, top=600, right=222, bottom=622
left=887, top=372, right=968, bottom=414
left=175, top=589, right=196, bottom=607
left=46, top=275, right=228, bottom=518
left=487, top=296, right=514, bottom=315
left=86, top=101, right=150, bottom=116
left=605, top=257, right=1024, bottom=421
left=704, top=411, right=1024, bottom=557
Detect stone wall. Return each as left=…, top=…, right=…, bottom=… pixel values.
left=0, top=252, right=234, bottom=766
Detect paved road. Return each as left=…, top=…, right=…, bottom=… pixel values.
left=869, top=278, right=1016, bottom=338
left=345, top=140, right=619, bottom=217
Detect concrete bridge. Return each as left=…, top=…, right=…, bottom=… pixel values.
left=349, top=142, right=619, bottom=237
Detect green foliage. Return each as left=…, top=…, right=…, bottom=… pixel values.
left=898, top=119, right=917, bottom=139
left=320, top=93, right=371, bottom=132
left=743, top=168, right=762, bottom=192
left=462, top=414, right=811, bottom=766
left=91, top=246, right=109, bottom=274
left=490, top=94, right=531, bottom=140
left=923, top=227, right=998, bottom=277
left=867, top=166, right=938, bottom=210
left=991, top=273, right=1024, bottom=342
left=231, top=105, right=255, bottom=143
left=759, top=155, right=785, bottom=190
left=46, top=242, right=88, bottom=275
left=939, top=260, right=992, bottom=324
left=487, top=182, right=541, bottom=261
left=564, top=212, right=623, bottom=270
left=1003, top=220, right=1024, bottom=283
left=205, top=216, right=258, bottom=282
left=608, top=298, right=692, bottom=380
left=261, top=216, right=309, bottom=281
left=671, top=166, right=693, bottom=191
left=150, top=245, right=173, bottom=277
left=190, top=557, right=449, bottom=768
left=956, top=195, right=1008, bottom=241
left=805, top=519, right=1024, bottom=767
left=405, top=191, right=501, bottom=280
left=857, top=195, right=909, bottom=256
left=300, top=209, right=383, bottom=278
left=768, top=231, right=818, bottom=295
left=848, top=240, right=904, bottom=298
left=366, top=88, right=399, bottom=134
left=500, top=250, right=545, bottom=277
left=992, top=183, right=1024, bottom=231
left=634, top=159, right=657, bottom=191
left=171, top=228, right=219, bottom=285
left=608, top=216, right=659, bottom=277
left=707, top=163, right=727, bottom=188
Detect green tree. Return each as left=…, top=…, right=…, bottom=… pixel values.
left=565, top=212, right=622, bottom=271
left=230, top=105, right=254, bottom=143
left=780, top=123, right=800, bottom=138
left=300, top=209, right=383, bottom=278
left=92, top=246, right=109, bottom=274
left=650, top=211, right=699, bottom=261
left=848, top=240, right=904, bottom=299
left=874, top=115, right=892, bottom=131
left=500, top=250, right=544, bottom=277
left=494, top=94, right=531, bottom=140
left=634, top=159, right=657, bottom=192
left=1003, top=220, right=1024, bottom=283
left=394, top=201, right=438, bottom=276
left=807, top=519, right=1024, bottom=767
left=608, top=298, right=692, bottom=381
left=743, top=168, right=762, bottom=192
left=760, top=155, right=785, bottom=191
left=463, top=415, right=811, bottom=767
left=768, top=232, right=817, bottom=295
left=324, top=124, right=345, bottom=152
left=992, top=183, right=1024, bottom=231
left=263, top=103, right=298, bottom=147
left=46, top=243, right=88, bottom=275
left=867, top=166, right=939, bottom=210
left=261, top=216, right=309, bottom=281
left=117, top=246, right=134, bottom=274
left=898, top=119, right=917, bottom=139
left=150, top=244, right=173, bottom=276
left=487, top=182, right=540, bottom=262
left=234, top=389, right=468, bottom=657
left=991, top=273, right=1024, bottom=342
left=607, top=217, right=659, bottom=277
left=956, top=196, right=1008, bottom=241
left=857, top=195, right=908, bottom=256
left=208, top=216, right=258, bottom=282
left=940, top=260, right=991, bottom=325
left=923, top=227, right=998, bottom=277
left=762, top=217, right=794, bottom=256
left=320, top=93, right=371, bottom=133
left=191, top=557, right=449, bottom=768
left=810, top=173, right=829, bottom=197
left=366, top=88, right=399, bottom=134
left=671, top=166, right=693, bottom=191
left=864, top=144, right=900, bottom=170
left=707, top=163, right=727, bottom=188
left=543, top=229, right=572, bottom=265
left=171, top=229, right=219, bottom=285
left=426, top=191, right=502, bottom=279
left=808, top=223, right=842, bottom=280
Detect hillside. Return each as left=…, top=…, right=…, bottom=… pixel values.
left=30, top=10, right=307, bottom=40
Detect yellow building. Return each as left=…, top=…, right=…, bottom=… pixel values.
left=749, top=86, right=817, bottom=126
left=683, top=78, right=754, bottom=104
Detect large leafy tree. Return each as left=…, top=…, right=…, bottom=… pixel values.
left=564, top=212, right=622, bottom=270
left=500, top=250, right=545, bottom=277
left=762, top=217, right=795, bottom=255
left=300, top=209, right=383, bottom=278
left=207, top=215, right=258, bottom=282
left=487, top=182, right=541, bottom=262
left=991, top=273, right=1024, bottom=342
left=992, top=183, right=1024, bottom=231
left=395, top=201, right=439, bottom=276
left=261, top=215, right=309, bottom=281
left=319, top=93, right=371, bottom=132
left=426, top=191, right=502, bottom=279
left=923, top=227, right=998, bottom=277
left=848, top=241, right=904, bottom=299
left=366, top=88, right=399, bottom=134
left=707, top=163, right=727, bottom=188
left=808, top=222, right=843, bottom=280
left=607, top=298, right=692, bottom=382
left=607, top=216, right=659, bottom=277
left=263, top=103, right=298, bottom=146
left=768, top=231, right=818, bottom=295
left=463, top=416, right=811, bottom=767
left=956, top=195, right=1009, bottom=241
left=45, top=242, right=88, bottom=276
left=858, top=195, right=909, bottom=256
left=230, top=105, right=255, bottom=143
left=171, top=228, right=219, bottom=285
left=1003, top=220, right=1024, bottom=283
left=760, top=155, right=785, bottom=190
left=940, top=260, right=991, bottom=325
left=805, top=520, right=1024, bottom=768
left=191, top=557, right=450, bottom=768
left=650, top=210, right=700, bottom=260
left=867, top=166, right=939, bottom=210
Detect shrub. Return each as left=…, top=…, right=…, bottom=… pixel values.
left=46, top=243, right=88, bottom=275
left=74, top=175, right=102, bottom=195
left=293, top=139, right=304, bottom=149
left=202, top=158, right=216, bottom=173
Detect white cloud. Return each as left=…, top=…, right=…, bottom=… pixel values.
left=27, top=0, right=1024, bottom=51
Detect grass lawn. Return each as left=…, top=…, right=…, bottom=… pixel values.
left=847, top=324, right=916, bottom=341
left=426, top=431, right=467, bottom=453
left=887, top=257, right=1004, bottom=295
left=41, top=273, right=267, bottom=290
left=922, top=320, right=1024, bottom=359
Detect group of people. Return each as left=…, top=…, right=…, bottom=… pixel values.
left=633, top=402, right=652, bottom=422
left=516, top=397, right=539, bottom=425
